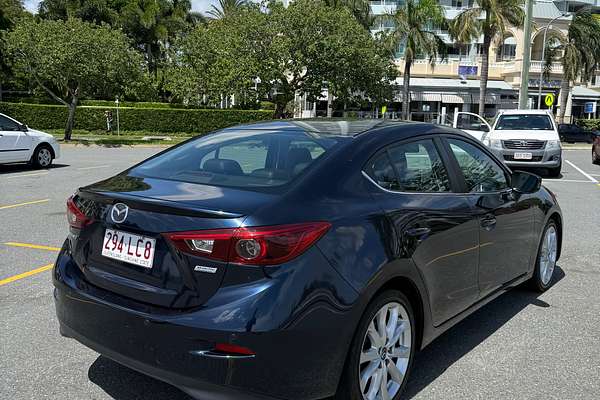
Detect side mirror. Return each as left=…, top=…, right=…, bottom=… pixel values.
left=20, top=124, right=28, bottom=132
left=512, top=170, right=542, bottom=194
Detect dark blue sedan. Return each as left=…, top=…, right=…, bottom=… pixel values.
left=54, top=120, right=562, bottom=400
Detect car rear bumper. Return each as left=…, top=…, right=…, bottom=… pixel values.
left=53, top=243, right=359, bottom=400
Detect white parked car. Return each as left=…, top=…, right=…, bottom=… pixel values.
left=454, top=109, right=562, bottom=177
left=0, top=112, right=60, bottom=168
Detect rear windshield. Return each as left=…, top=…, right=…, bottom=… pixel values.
left=495, top=114, right=554, bottom=130
left=130, top=129, right=341, bottom=189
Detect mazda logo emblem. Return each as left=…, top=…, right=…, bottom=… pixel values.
left=111, top=203, right=129, bottom=224
left=519, top=140, right=528, bottom=147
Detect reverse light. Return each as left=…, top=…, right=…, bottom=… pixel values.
left=66, top=196, right=92, bottom=229
left=164, top=222, right=331, bottom=266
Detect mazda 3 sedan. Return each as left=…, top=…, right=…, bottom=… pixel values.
left=54, top=120, right=562, bottom=400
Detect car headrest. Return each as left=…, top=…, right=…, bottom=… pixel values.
left=287, top=148, right=312, bottom=170
left=203, top=158, right=244, bottom=175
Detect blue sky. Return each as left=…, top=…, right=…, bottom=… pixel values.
left=23, top=0, right=221, bottom=14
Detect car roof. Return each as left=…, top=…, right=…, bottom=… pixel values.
left=497, top=109, right=553, bottom=116
left=221, top=119, right=430, bottom=138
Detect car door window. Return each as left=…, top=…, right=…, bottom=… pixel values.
left=0, top=115, right=20, bottom=131
left=387, top=140, right=451, bottom=192
left=365, top=139, right=451, bottom=193
left=447, top=138, right=508, bottom=193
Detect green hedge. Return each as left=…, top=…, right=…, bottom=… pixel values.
left=0, top=102, right=274, bottom=134
left=576, top=119, right=600, bottom=131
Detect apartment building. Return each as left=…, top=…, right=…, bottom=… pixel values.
left=299, top=0, right=600, bottom=120
left=370, top=0, right=600, bottom=121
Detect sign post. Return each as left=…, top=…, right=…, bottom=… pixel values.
left=115, top=97, right=120, bottom=136
left=584, top=102, right=596, bottom=119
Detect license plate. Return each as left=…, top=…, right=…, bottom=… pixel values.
left=102, top=229, right=156, bottom=269
left=514, top=152, right=533, bottom=160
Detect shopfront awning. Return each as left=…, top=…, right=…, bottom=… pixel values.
left=572, top=86, right=600, bottom=100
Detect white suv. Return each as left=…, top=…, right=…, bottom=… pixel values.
left=454, top=110, right=562, bottom=177
left=0, top=112, right=61, bottom=168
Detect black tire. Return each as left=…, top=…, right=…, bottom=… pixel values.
left=336, top=290, right=416, bottom=400
left=547, top=165, right=561, bottom=178
left=529, top=220, right=559, bottom=292
left=31, top=145, right=54, bottom=169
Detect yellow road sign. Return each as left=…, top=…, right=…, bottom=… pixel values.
left=545, top=93, right=555, bottom=107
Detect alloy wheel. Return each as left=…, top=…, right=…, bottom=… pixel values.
left=540, top=225, right=557, bottom=286
left=38, top=148, right=52, bottom=167
left=359, top=302, right=411, bottom=400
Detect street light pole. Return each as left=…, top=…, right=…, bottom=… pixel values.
left=518, top=0, right=534, bottom=109
left=537, top=14, right=569, bottom=109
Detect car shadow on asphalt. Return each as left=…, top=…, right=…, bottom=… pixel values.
left=403, top=265, right=565, bottom=399
left=0, top=163, right=69, bottom=174
left=87, top=266, right=565, bottom=400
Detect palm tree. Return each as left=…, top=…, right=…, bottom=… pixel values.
left=381, top=0, right=447, bottom=120
left=207, top=0, right=248, bottom=19
left=544, top=10, right=600, bottom=122
left=450, top=0, right=524, bottom=117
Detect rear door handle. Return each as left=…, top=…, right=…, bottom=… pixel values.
left=481, top=215, right=497, bottom=230
left=405, top=227, right=431, bottom=237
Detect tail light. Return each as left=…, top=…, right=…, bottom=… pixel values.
left=66, top=196, right=92, bottom=229
left=164, top=222, right=331, bottom=266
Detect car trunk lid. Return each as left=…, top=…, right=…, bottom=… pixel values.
left=70, top=174, right=277, bottom=309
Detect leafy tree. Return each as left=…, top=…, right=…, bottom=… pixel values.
left=450, top=0, right=524, bottom=116
left=544, top=10, right=600, bottom=122
left=38, top=0, right=124, bottom=25
left=166, top=7, right=271, bottom=106
left=0, top=0, right=27, bottom=100
left=380, top=0, right=446, bottom=120
left=324, top=0, right=374, bottom=30
left=5, top=18, right=145, bottom=139
left=206, top=0, right=250, bottom=19
left=268, top=0, right=395, bottom=117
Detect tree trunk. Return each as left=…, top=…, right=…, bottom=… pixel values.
left=558, top=78, right=570, bottom=123
left=0, top=82, right=3, bottom=102
left=64, top=95, right=78, bottom=141
left=478, top=33, right=492, bottom=117
left=402, top=58, right=412, bottom=120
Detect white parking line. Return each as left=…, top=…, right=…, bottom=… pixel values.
left=564, top=160, right=598, bottom=183
left=77, top=165, right=110, bottom=171
left=543, top=179, right=592, bottom=183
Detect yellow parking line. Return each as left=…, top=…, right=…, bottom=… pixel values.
left=0, top=263, right=54, bottom=287
left=0, top=199, right=50, bottom=210
left=4, top=242, right=61, bottom=252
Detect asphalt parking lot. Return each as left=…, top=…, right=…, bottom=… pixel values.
left=1, top=145, right=599, bottom=400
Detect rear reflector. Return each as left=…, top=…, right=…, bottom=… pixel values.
left=214, top=343, right=255, bottom=356
left=66, top=196, right=92, bottom=229
left=164, top=222, right=331, bottom=266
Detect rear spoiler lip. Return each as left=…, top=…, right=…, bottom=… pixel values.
left=77, top=189, right=244, bottom=219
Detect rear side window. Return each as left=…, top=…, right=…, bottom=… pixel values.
left=365, top=139, right=451, bottom=193
left=448, top=139, right=508, bottom=193
left=132, top=130, right=340, bottom=190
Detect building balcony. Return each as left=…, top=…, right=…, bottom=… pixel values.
left=395, top=57, right=565, bottom=80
